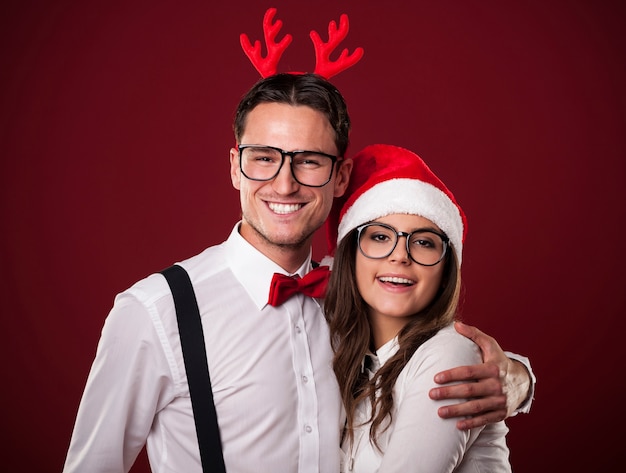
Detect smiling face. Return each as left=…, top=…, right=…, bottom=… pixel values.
left=355, top=213, right=446, bottom=347
left=230, top=102, right=351, bottom=270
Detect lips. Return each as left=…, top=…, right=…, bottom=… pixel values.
left=377, top=276, right=416, bottom=286
left=268, top=202, right=303, bottom=214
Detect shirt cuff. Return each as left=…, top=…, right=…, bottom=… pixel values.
left=504, top=351, right=536, bottom=415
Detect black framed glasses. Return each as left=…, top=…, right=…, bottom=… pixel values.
left=238, top=144, right=340, bottom=187
left=356, top=222, right=449, bottom=266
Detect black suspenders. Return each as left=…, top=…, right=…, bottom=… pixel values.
left=160, top=264, right=226, bottom=473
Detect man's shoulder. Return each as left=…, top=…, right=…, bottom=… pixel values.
left=177, top=242, right=230, bottom=283
left=119, top=242, right=229, bottom=306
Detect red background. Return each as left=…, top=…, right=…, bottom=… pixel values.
left=1, top=1, right=624, bottom=471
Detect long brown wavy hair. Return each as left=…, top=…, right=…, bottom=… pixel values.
left=324, top=225, right=462, bottom=452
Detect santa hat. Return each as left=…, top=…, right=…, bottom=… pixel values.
left=326, top=144, right=467, bottom=265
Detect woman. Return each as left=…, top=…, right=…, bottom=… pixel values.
left=324, top=144, right=511, bottom=472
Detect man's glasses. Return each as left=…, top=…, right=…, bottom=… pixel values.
left=238, top=144, right=340, bottom=187
left=356, top=222, right=449, bottom=266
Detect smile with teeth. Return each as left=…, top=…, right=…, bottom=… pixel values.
left=378, top=276, right=415, bottom=285
left=268, top=202, right=303, bottom=214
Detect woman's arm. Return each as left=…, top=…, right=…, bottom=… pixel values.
left=428, top=321, right=535, bottom=430
left=377, top=327, right=484, bottom=472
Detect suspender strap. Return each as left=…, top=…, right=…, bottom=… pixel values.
left=160, top=264, right=226, bottom=473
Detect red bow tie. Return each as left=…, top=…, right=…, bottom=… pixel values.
left=267, top=266, right=331, bottom=307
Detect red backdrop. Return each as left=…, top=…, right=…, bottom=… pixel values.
left=1, top=1, right=624, bottom=471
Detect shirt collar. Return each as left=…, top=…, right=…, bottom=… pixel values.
left=225, top=222, right=314, bottom=310
left=362, top=336, right=400, bottom=374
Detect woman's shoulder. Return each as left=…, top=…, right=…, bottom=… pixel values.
left=430, top=323, right=476, bottom=346
left=407, top=323, right=482, bottom=372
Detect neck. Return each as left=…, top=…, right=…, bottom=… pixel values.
left=368, top=313, right=411, bottom=351
left=266, top=245, right=311, bottom=273
left=238, top=222, right=313, bottom=273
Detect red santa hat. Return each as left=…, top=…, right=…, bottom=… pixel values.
left=326, top=144, right=467, bottom=265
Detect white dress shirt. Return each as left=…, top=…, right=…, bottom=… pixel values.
left=340, top=325, right=512, bottom=473
left=63, top=223, right=342, bottom=473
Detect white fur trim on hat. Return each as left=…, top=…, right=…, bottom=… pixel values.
left=337, top=178, right=464, bottom=264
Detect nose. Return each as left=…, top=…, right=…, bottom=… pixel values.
left=271, top=157, right=300, bottom=194
left=388, top=234, right=411, bottom=264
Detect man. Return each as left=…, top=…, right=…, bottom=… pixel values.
left=63, top=73, right=534, bottom=472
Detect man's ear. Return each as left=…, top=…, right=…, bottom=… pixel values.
left=229, top=148, right=241, bottom=190
left=334, top=157, right=352, bottom=197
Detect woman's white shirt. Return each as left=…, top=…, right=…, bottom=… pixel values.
left=340, top=324, right=511, bottom=473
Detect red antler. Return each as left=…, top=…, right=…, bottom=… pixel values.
left=240, top=8, right=293, bottom=78
left=311, top=14, right=364, bottom=79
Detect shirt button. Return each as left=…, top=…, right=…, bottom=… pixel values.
left=302, top=375, right=308, bottom=383
left=295, top=325, right=302, bottom=333
left=304, top=425, right=312, bottom=433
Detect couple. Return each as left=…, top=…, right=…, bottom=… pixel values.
left=63, top=72, right=534, bottom=472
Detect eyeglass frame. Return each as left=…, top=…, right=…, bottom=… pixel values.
left=356, top=222, right=450, bottom=267
left=237, top=144, right=341, bottom=188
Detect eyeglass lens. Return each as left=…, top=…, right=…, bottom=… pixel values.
left=240, top=146, right=335, bottom=187
left=358, top=224, right=446, bottom=266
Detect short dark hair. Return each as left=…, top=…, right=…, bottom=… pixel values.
left=233, top=73, right=351, bottom=157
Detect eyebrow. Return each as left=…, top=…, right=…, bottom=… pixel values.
left=371, top=221, right=442, bottom=234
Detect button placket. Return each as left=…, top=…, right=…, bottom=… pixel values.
left=285, top=296, right=320, bottom=473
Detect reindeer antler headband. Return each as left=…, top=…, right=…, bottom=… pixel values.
left=240, top=8, right=364, bottom=79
